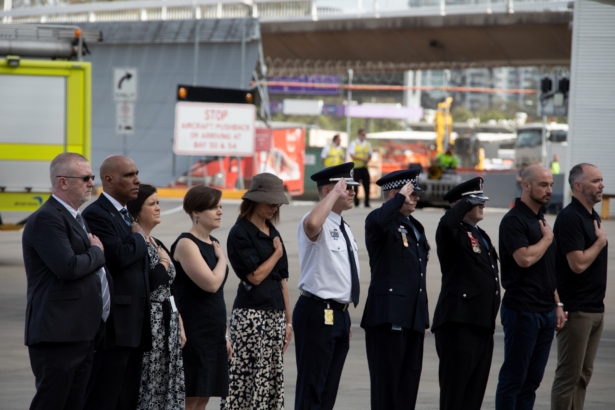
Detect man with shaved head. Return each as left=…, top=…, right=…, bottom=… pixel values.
left=551, top=164, right=607, bottom=410
left=82, top=155, right=152, bottom=410
left=495, top=165, right=566, bottom=410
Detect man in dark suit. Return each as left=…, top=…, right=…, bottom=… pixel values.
left=22, top=152, right=111, bottom=410
left=361, top=169, right=430, bottom=410
left=82, top=155, right=151, bottom=410
left=432, top=177, right=501, bottom=410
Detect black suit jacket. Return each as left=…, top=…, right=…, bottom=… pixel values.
left=83, top=194, right=151, bottom=350
left=361, top=193, right=430, bottom=333
left=432, top=198, right=501, bottom=333
left=22, top=196, right=111, bottom=345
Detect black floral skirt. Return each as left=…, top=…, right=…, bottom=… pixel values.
left=221, top=308, right=286, bottom=410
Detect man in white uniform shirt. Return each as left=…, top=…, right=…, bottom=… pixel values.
left=293, top=162, right=361, bottom=410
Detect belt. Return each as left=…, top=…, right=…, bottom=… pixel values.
left=301, top=291, right=349, bottom=312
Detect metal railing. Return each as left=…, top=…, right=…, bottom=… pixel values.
left=1, top=0, right=571, bottom=24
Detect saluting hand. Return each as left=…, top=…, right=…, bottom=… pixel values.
left=332, top=177, right=349, bottom=199
left=399, top=182, right=414, bottom=198
left=89, top=233, right=104, bottom=252
left=539, top=219, right=554, bottom=243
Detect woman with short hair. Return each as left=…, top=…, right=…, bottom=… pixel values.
left=171, top=185, right=230, bottom=410
left=221, top=173, right=292, bottom=410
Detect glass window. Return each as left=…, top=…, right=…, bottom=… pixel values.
left=516, top=129, right=543, bottom=148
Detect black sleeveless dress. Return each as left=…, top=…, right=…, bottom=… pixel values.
left=171, top=233, right=229, bottom=397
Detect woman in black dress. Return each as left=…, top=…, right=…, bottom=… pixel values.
left=127, top=184, right=185, bottom=410
left=171, top=185, right=231, bottom=410
left=221, top=173, right=292, bottom=410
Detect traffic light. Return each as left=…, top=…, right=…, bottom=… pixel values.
left=176, top=85, right=256, bottom=104
left=538, top=75, right=569, bottom=117
left=540, top=76, right=553, bottom=94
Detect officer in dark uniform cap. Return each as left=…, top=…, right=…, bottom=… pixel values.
left=294, top=162, right=361, bottom=410
left=361, top=168, right=430, bottom=410
left=432, top=176, right=501, bottom=410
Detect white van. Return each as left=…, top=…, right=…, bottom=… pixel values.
left=514, top=123, right=568, bottom=171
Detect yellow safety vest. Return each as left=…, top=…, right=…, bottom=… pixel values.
left=324, top=145, right=345, bottom=167
left=551, top=161, right=560, bottom=175
left=352, top=141, right=370, bottom=168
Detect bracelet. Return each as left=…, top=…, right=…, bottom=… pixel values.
left=225, top=335, right=230, bottom=340
left=159, top=258, right=169, bottom=264
left=557, top=302, right=564, bottom=308
left=286, top=323, right=293, bottom=329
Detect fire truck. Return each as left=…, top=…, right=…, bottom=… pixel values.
left=0, top=24, right=97, bottom=230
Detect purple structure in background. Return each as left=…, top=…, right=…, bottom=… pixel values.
left=268, top=75, right=341, bottom=95
left=269, top=101, right=423, bottom=121
left=347, top=105, right=423, bottom=120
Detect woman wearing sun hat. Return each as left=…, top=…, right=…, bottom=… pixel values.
left=221, top=173, right=291, bottom=410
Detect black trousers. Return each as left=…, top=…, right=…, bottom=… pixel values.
left=434, top=322, right=494, bottom=410
left=28, top=340, right=94, bottom=410
left=293, top=295, right=350, bottom=410
left=353, top=167, right=371, bottom=207
left=365, top=325, right=424, bottom=410
left=82, top=346, right=144, bottom=410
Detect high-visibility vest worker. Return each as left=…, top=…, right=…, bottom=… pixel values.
left=349, top=138, right=373, bottom=169
left=322, top=144, right=345, bottom=167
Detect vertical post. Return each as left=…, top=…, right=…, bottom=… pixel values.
left=541, top=115, right=548, bottom=167
left=443, top=69, right=450, bottom=151
left=123, top=135, right=127, bottom=157
left=311, top=0, right=318, bottom=21
left=346, top=69, right=353, bottom=140
left=188, top=21, right=201, bottom=190
left=240, top=18, right=246, bottom=88
left=440, top=0, right=445, bottom=16
left=193, top=22, right=200, bottom=87
left=237, top=157, right=244, bottom=189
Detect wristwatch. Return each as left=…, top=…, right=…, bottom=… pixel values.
left=557, top=302, right=564, bottom=308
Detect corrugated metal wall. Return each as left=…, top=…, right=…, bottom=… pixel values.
left=77, top=19, right=260, bottom=186
left=566, top=0, right=615, bottom=215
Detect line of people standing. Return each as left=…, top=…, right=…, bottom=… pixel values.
left=23, top=152, right=607, bottom=410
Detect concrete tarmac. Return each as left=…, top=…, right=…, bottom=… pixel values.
left=1, top=198, right=614, bottom=409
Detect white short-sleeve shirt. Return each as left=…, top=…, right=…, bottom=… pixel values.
left=297, top=211, right=360, bottom=304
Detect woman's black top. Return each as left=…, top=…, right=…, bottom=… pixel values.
left=171, top=233, right=229, bottom=397
left=227, top=217, right=288, bottom=311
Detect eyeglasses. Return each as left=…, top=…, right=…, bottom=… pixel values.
left=56, top=175, right=95, bottom=182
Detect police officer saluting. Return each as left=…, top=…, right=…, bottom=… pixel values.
left=432, top=177, right=500, bottom=410
left=293, top=162, right=361, bottom=410
left=361, top=169, right=430, bottom=410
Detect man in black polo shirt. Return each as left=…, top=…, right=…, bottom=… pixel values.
left=551, top=163, right=608, bottom=410
left=495, top=164, right=566, bottom=410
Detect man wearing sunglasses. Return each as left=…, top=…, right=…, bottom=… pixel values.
left=82, top=155, right=151, bottom=410
left=22, top=152, right=112, bottom=410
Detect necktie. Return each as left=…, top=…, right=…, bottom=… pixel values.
left=76, top=213, right=111, bottom=322
left=119, top=208, right=133, bottom=227
left=339, top=217, right=360, bottom=307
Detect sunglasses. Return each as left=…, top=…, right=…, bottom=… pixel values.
left=56, top=175, right=96, bottom=182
